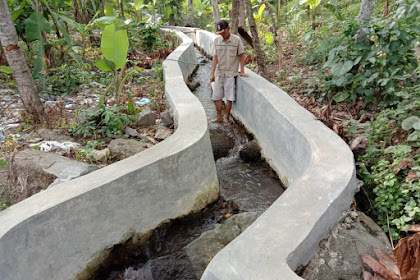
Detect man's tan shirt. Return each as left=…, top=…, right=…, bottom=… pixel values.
left=211, top=33, right=244, bottom=78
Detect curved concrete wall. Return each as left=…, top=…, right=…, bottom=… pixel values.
left=196, top=30, right=357, bottom=279
left=0, top=31, right=218, bottom=280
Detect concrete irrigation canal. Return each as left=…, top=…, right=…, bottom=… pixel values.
left=0, top=27, right=356, bottom=280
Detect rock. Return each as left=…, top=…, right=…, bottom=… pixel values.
left=160, top=110, right=174, bottom=126
left=187, top=81, right=200, bottom=91
left=209, top=127, right=235, bottom=160
left=138, top=108, right=158, bottom=127
left=155, top=127, right=173, bottom=140
left=350, top=136, right=368, bottom=158
left=239, top=140, right=261, bottom=162
left=35, top=128, right=74, bottom=142
left=125, top=127, right=140, bottom=138
left=10, top=150, right=98, bottom=200
left=87, top=148, right=110, bottom=162
left=108, top=138, right=148, bottom=160
left=120, top=252, right=196, bottom=280
left=183, top=212, right=259, bottom=279
left=300, top=211, right=392, bottom=280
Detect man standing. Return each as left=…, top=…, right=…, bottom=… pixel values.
left=210, top=20, right=248, bottom=125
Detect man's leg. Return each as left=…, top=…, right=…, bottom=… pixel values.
left=215, top=99, right=223, bottom=122
left=212, top=76, right=224, bottom=123
left=224, top=100, right=232, bottom=123
left=223, top=77, right=236, bottom=123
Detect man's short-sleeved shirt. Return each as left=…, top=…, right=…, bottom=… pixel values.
left=211, top=33, right=244, bottom=78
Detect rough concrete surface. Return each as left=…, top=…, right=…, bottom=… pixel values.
left=0, top=29, right=218, bottom=280
left=196, top=30, right=357, bottom=280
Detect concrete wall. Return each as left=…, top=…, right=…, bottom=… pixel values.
left=0, top=31, right=218, bottom=280
left=196, top=30, right=357, bottom=280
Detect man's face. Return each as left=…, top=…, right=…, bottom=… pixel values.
left=220, top=27, right=230, bottom=39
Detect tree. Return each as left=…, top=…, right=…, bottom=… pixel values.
left=244, top=0, right=267, bottom=78
left=186, top=0, right=194, bottom=26
left=231, top=0, right=239, bottom=34
left=211, top=0, right=221, bottom=29
left=356, top=0, right=373, bottom=42
left=0, top=0, right=43, bottom=121
left=263, top=0, right=283, bottom=69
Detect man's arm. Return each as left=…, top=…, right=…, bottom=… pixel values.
left=210, top=55, right=218, bottom=83
left=239, top=53, right=248, bottom=77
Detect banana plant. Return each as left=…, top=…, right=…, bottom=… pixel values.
left=95, top=23, right=132, bottom=105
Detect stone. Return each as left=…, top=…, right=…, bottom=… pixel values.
left=239, top=140, right=261, bottom=162
left=183, top=212, right=259, bottom=279
left=209, top=127, right=235, bottom=160
left=35, top=128, right=74, bottom=142
left=350, top=136, right=368, bottom=158
left=108, top=138, right=148, bottom=160
left=155, top=127, right=173, bottom=140
left=187, top=81, right=200, bottom=91
left=87, top=148, right=110, bottom=162
left=9, top=150, right=98, bottom=201
left=160, top=110, right=174, bottom=126
left=138, top=108, right=158, bottom=127
left=125, top=127, right=140, bottom=138
left=300, top=211, right=392, bottom=280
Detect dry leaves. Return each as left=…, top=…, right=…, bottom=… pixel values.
left=362, top=226, right=420, bottom=280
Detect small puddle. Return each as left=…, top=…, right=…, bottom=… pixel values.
left=88, top=48, right=284, bottom=280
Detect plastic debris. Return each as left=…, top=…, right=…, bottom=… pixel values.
left=29, top=141, right=80, bottom=155
left=135, top=97, right=151, bottom=106
left=0, top=135, right=5, bottom=142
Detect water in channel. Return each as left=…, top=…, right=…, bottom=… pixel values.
left=90, top=48, right=284, bottom=280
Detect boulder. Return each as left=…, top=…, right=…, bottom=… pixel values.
left=108, top=138, right=148, bottom=160
left=183, top=212, right=259, bottom=279
left=9, top=150, right=98, bottom=202
left=87, top=148, right=110, bottom=162
left=209, top=127, right=235, bottom=160
left=138, top=108, right=158, bottom=127
left=239, top=140, right=261, bottom=162
left=155, top=127, right=173, bottom=140
left=35, top=128, right=74, bottom=142
left=160, top=110, right=174, bottom=126
left=300, top=211, right=392, bottom=280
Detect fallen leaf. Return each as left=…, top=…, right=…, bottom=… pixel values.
left=408, top=225, right=420, bottom=233
left=361, top=254, right=400, bottom=280
left=406, top=172, right=419, bottom=182
left=374, top=249, right=401, bottom=278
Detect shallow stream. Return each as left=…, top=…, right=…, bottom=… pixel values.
left=89, top=48, right=284, bottom=280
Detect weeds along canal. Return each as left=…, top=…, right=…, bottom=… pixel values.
left=89, top=48, right=284, bottom=280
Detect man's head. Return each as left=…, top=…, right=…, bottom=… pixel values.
left=216, top=20, right=230, bottom=38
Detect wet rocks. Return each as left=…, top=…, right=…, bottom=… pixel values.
left=209, top=127, right=235, bottom=160
left=108, top=138, right=148, bottom=160
left=300, top=211, right=392, bottom=280
left=239, top=139, right=261, bottom=162
left=183, top=212, right=259, bottom=279
left=138, top=108, right=158, bottom=127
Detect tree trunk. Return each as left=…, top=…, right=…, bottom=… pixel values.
left=73, top=0, right=84, bottom=23
left=186, top=0, right=194, bottom=26
left=211, top=0, right=221, bottom=30
left=0, top=40, right=8, bottom=66
left=239, top=0, right=246, bottom=28
left=120, top=0, right=125, bottom=19
left=0, top=0, right=43, bottom=121
left=356, top=0, right=373, bottom=42
left=231, top=0, right=240, bottom=34
left=263, top=0, right=283, bottom=70
left=244, top=0, right=267, bottom=78
left=383, top=0, right=390, bottom=16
